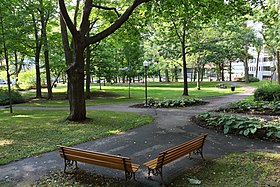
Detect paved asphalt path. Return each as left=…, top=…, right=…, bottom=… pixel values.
left=0, top=84, right=279, bottom=186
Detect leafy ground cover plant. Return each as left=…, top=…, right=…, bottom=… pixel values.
left=148, top=97, right=206, bottom=108
left=223, top=100, right=280, bottom=115
left=194, top=112, right=280, bottom=142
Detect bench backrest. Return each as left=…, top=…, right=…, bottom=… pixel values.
left=58, top=146, right=134, bottom=172
left=156, top=134, right=207, bottom=168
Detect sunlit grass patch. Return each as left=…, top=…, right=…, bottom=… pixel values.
left=16, top=82, right=244, bottom=107
left=0, top=109, right=153, bottom=165
left=170, top=152, right=280, bottom=187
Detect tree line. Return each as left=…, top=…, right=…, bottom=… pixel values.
left=0, top=0, right=279, bottom=121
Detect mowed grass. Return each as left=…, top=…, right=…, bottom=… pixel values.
left=0, top=109, right=153, bottom=165
left=170, top=152, right=280, bottom=187
left=17, top=81, right=244, bottom=107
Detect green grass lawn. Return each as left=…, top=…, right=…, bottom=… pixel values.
left=0, top=109, right=153, bottom=165
left=170, top=152, right=280, bottom=187
left=17, top=81, right=244, bottom=107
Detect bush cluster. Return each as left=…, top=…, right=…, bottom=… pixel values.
left=254, top=84, right=280, bottom=101
left=249, top=77, right=260, bottom=82
left=196, top=112, right=280, bottom=140
left=148, top=97, right=204, bottom=108
left=0, top=88, right=24, bottom=105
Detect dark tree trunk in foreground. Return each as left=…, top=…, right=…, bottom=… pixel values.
left=59, top=0, right=150, bottom=121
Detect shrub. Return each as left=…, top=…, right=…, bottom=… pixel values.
left=254, top=84, right=280, bottom=101
left=0, top=88, right=24, bottom=105
left=249, top=77, right=260, bottom=82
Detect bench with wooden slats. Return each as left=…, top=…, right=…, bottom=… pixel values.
left=143, top=134, right=207, bottom=185
left=57, top=146, right=140, bottom=180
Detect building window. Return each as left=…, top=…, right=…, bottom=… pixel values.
left=262, top=75, right=271, bottom=80
left=262, top=66, right=270, bottom=71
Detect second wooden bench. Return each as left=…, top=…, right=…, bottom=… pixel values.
left=57, top=146, right=140, bottom=180
left=143, top=134, right=208, bottom=185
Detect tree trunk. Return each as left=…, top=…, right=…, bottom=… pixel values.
left=181, top=30, right=188, bottom=96
left=174, top=66, right=178, bottom=82
left=14, top=51, right=23, bottom=89
left=244, top=46, right=249, bottom=84
left=255, top=51, right=260, bottom=78
left=67, top=43, right=86, bottom=121
left=221, top=63, right=225, bottom=81
left=40, top=0, right=52, bottom=100
left=35, top=46, right=42, bottom=98
left=196, top=68, right=200, bottom=90
left=229, top=61, right=232, bottom=81
left=276, top=50, right=280, bottom=84
left=165, top=69, right=169, bottom=82
left=42, top=23, right=52, bottom=100
left=32, top=13, right=42, bottom=98
left=85, top=37, right=91, bottom=99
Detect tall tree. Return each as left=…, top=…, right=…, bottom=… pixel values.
left=59, top=0, right=151, bottom=121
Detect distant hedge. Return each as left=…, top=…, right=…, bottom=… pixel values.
left=254, top=84, right=280, bottom=101
left=0, top=88, right=24, bottom=105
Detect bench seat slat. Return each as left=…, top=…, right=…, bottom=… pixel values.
left=59, top=149, right=126, bottom=163
left=143, top=134, right=207, bottom=170
left=57, top=146, right=140, bottom=176
left=60, top=154, right=131, bottom=171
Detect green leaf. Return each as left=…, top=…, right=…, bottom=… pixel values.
left=224, top=126, right=230, bottom=134
left=250, top=127, right=257, bottom=134
left=243, top=129, right=250, bottom=136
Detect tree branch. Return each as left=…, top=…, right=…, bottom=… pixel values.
left=87, top=0, right=151, bottom=45
left=92, top=4, right=121, bottom=17
left=58, top=0, right=79, bottom=38
left=80, top=0, right=92, bottom=36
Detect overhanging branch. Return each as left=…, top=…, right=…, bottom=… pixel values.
left=87, top=0, right=151, bottom=45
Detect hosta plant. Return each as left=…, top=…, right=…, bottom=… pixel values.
left=148, top=97, right=204, bottom=108
left=196, top=112, right=280, bottom=140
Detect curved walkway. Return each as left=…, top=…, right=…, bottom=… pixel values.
left=1, top=84, right=279, bottom=187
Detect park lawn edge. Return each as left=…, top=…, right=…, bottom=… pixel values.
left=0, top=109, right=153, bottom=165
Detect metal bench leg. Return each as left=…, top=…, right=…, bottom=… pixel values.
left=159, top=169, right=165, bottom=187
left=147, top=168, right=152, bottom=179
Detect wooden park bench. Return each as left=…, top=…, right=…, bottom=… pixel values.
left=57, top=146, right=140, bottom=180
left=143, top=134, right=207, bottom=185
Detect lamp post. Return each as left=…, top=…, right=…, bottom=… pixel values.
left=143, top=60, right=148, bottom=107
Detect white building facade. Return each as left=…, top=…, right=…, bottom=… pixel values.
left=231, top=47, right=276, bottom=81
